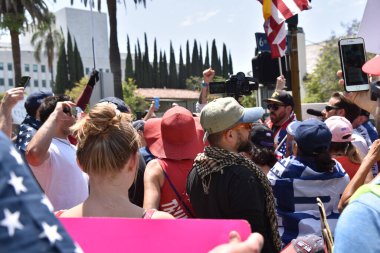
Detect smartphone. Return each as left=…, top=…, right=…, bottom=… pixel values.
left=338, top=37, right=369, bottom=92
left=153, top=96, right=160, bottom=109
left=17, top=76, right=31, bottom=88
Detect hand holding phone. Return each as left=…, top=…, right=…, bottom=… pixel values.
left=17, top=76, right=31, bottom=88
left=153, top=97, right=160, bottom=110
left=338, top=37, right=369, bottom=92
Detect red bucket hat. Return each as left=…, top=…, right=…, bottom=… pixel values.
left=144, top=106, right=205, bottom=160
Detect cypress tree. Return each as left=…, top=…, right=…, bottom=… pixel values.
left=185, top=40, right=191, bottom=78
left=169, top=41, right=178, bottom=88
left=136, top=40, right=143, bottom=87
left=134, top=46, right=139, bottom=85
left=125, top=35, right=134, bottom=81
left=66, top=31, right=76, bottom=89
left=211, top=39, right=218, bottom=74
left=178, top=46, right=186, bottom=89
left=222, top=43, right=229, bottom=78
left=204, top=42, right=210, bottom=69
left=73, top=40, right=84, bottom=81
left=217, top=57, right=222, bottom=75
left=191, top=40, right=199, bottom=76
left=152, top=38, right=158, bottom=88
left=158, top=51, right=164, bottom=88
left=143, top=33, right=151, bottom=87
left=198, top=44, right=203, bottom=74
left=228, top=52, right=234, bottom=75
left=162, top=52, right=169, bottom=88
left=55, top=40, right=69, bottom=94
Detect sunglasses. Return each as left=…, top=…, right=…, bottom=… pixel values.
left=267, top=104, right=285, bottom=111
left=228, top=123, right=253, bottom=132
left=325, top=105, right=340, bottom=112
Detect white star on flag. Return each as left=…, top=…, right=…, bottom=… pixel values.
left=8, top=172, right=27, bottom=195
left=10, top=148, right=24, bottom=165
left=39, top=222, right=62, bottom=245
left=0, top=209, right=24, bottom=236
left=41, top=196, right=54, bottom=212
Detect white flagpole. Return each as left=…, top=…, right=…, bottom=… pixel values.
left=278, top=57, right=283, bottom=76
left=89, top=0, right=96, bottom=69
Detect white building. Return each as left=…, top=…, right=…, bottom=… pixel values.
left=0, top=7, right=112, bottom=94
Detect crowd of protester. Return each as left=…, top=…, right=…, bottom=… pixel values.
left=0, top=55, right=380, bottom=252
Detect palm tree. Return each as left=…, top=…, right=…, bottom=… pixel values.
left=31, top=13, right=62, bottom=87
left=72, top=0, right=146, bottom=100
left=0, top=0, right=49, bottom=86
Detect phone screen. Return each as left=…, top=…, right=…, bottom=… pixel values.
left=17, top=76, right=31, bottom=88
left=341, top=43, right=368, bottom=87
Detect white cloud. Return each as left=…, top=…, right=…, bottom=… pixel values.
left=180, top=9, right=220, bottom=27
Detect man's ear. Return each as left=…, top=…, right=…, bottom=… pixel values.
left=286, top=106, right=293, bottom=114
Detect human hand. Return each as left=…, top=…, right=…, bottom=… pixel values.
left=275, top=75, right=286, bottom=90
left=87, top=69, right=99, bottom=88
left=208, top=231, right=264, bottom=253
left=1, top=87, right=24, bottom=112
left=203, top=68, right=216, bottom=84
left=365, top=139, right=380, bottom=162
left=50, top=101, right=77, bottom=125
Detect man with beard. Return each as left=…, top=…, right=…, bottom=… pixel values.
left=264, top=90, right=296, bottom=158
left=187, top=97, right=282, bottom=253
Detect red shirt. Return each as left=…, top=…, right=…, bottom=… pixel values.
left=158, top=159, right=195, bottom=218
left=335, top=156, right=360, bottom=179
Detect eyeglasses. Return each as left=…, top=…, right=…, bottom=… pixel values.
left=325, top=105, right=340, bottom=112
left=267, top=104, right=285, bottom=111
left=229, top=123, right=253, bottom=131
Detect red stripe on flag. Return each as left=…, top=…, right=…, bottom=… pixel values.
left=293, top=0, right=311, bottom=11
left=273, top=0, right=294, bottom=20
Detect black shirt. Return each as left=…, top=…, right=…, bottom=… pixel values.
left=187, top=164, right=278, bottom=253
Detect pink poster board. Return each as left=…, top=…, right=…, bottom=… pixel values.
left=60, top=218, right=251, bottom=253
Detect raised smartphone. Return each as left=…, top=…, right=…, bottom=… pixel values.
left=338, top=37, right=369, bottom=92
left=17, top=76, right=31, bottom=88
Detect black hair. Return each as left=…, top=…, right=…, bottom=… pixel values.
left=250, top=145, right=277, bottom=168
left=39, top=95, right=72, bottom=123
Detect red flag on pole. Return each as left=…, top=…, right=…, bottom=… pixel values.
left=260, top=0, right=311, bottom=58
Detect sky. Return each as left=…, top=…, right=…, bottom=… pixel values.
left=1, top=0, right=368, bottom=75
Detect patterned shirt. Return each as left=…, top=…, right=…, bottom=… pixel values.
left=15, top=115, right=42, bottom=155
left=267, top=156, right=349, bottom=245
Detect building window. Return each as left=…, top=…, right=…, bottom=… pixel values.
left=42, top=80, right=46, bottom=87
left=34, top=80, right=38, bottom=87
left=41, top=65, right=46, bottom=73
left=33, top=64, right=38, bottom=72
left=85, top=67, right=90, bottom=74
left=7, top=63, right=12, bottom=71
left=24, top=64, right=30, bottom=72
left=0, top=63, right=4, bottom=70
left=9, top=78, right=13, bottom=86
left=105, top=69, right=109, bottom=73
left=0, top=78, right=4, bottom=86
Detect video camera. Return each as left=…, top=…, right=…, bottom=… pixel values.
left=209, top=72, right=258, bottom=99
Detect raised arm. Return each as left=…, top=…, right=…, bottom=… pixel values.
left=143, top=159, right=165, bottom=210
left=338, top=139, right=380, bottom=212
left=26, top=101, right=75, bottom=166
left=0, top=87, right=24, bottom=137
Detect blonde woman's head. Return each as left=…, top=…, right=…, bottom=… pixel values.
left=71, top=103, right=139, bottom=176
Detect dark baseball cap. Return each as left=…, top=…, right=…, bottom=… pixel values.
left=264, top=90, right=294, bottom=107
left=24, top=91, right=53, bottom=117
left=251, top=124, right=274, bottom=148
left=98, top=97, right=130, bottom=113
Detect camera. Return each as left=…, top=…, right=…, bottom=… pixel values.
left=209, top=72, right=258, bottom=98
left=370, top=81, right=380, bottom=101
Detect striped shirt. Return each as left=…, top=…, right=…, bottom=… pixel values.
left=267, top=156, right=349, bottom=245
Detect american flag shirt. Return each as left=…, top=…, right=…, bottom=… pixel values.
left=15, top=115, right=41, bottom=155
left=0, top=131, right=80, bottom=252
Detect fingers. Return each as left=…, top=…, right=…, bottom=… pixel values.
left=244, top=233, right=264, bottom=253
left=228, top=231, right=242, bottom=243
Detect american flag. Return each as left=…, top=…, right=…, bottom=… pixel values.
left=15, top=115, right=41, bottom=155
left=0, top=131, right=80, bottom=252
left=259, top=0, right=311, bottom=58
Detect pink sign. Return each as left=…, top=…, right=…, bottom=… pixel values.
left=60, top=218, right=251, bottom=253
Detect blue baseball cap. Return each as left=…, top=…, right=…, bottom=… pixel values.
left=294, top=119, right=332, bottom=155
left=24, top=91, right=53, bottom=117
left=98, top=97, right=130, bottom=113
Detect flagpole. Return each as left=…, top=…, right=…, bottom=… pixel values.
left=289, top=28, right=302, bottom=121
left=278, top=57, right=283, bottom=76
